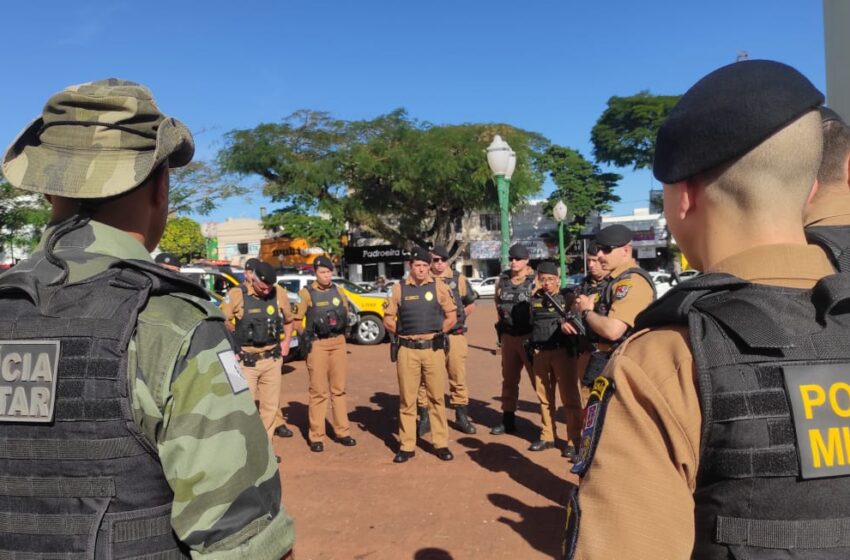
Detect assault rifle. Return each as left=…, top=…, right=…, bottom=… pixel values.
left=541, top=290, right=586, bottom=337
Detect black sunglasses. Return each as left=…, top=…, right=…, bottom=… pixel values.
left=508, top=257, right=526, bottom=261
left=597, top=244, right=621, bottom=254
left=431, top=257, right=445, bottom=263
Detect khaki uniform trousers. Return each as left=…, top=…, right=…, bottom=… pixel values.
left=567, top=350, right=592, bottom=408
left=398, top=346, right=449, bottom=452
left=243, top=355, right=283, bottom=440
left=532, top=347, right=583, bottom=445
left=307, top=335, right=351, bottom=443
left=416, top=333, right=469, bottom=408
left=500, top=333, right=534, bottom=412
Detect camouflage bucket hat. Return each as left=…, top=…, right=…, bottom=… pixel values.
left=2, top=78, right=194, bottom=199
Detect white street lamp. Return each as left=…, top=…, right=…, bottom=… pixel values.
left=486, top=135, right=515, bottom=270
left=552, top=201, right=568, bottom=287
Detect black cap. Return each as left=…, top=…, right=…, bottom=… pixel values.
left=155, top=252, right=182, bottom=267
left=595, top=225, right=633, bottom=248
left=586, top=241, right=598, bottom=255
left=410, top=246, right=431, bottom=263
left=508, top=243, right=530, bottom=260
left=653, top=60, right=824, bottom=184
left=253, top=262, right=277, bottom=285
left=313, top=255, right=334, bottom=271
left=431, top=244, right=450, bottom=259
left=537, top=261, right=559, bottom=276
left=821, top=106, right=846, bottom=126
left=245, top=258, right=261, bottom=271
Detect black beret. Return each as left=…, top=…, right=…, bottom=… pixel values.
left=313, top=255, right=334, bottom=271
left=586, top=241, right=598, bottom=255
left=654, top=60, right=824, bottom=184
left=821, top=106, right=846, bottom=126
left=244, top=258, right=261, bottom=271
left=431, top=244, right=449, bottom=259
left=154, top=252, right=182, bottom=267
left=595, top=225, right=633, bottom=247
left=253, top=262, right=277, bottom=285
left=410, top=246, right=431, bottom=263
left=537, top=260, right=559, bottom=276
left=509, top=243, right=530, bottom=260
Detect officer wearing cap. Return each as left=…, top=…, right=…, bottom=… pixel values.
left=491, top=243, right=537, bottom=435
left=222, top=261, right=296, bottom=442
left=805, top=107, right=850, bottom=269
left=154, top=251, right=183, bottom=272
left=293, top=255, right=356, bottom=452
left=244, top=257, right=261, bottom=282
left=383, top=246, right=457, bottom=463
left=415, top=244, right=477, bottom=436
left=565, top=61, right=850, bottom=560
left=0, top=80, right=293, bottom=558
left=566, top=224, right=655, bottom=384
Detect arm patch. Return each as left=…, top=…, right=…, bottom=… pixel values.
left=571, top=376, right=616, bottom=476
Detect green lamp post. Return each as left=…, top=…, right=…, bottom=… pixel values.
left=553, top=200, right=568, bottom=287
left=486, top=135, right=517, bottom=271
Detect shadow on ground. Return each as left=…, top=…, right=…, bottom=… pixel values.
left=413, top=548, right=454, bottom=559
left=348, top=391, right=400, bottom=451
left=489, top=493, right=565, bottom=558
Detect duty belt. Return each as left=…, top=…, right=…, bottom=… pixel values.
left=531, top=341, right=568, bottom=351
left=242, top=348, right=281, bottom=361
left=398, top=337, right=440, bottom=350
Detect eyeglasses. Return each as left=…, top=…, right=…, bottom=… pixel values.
left=431, top=257, right=445, bottom=263
left=508, top=257, right=526, bottom=262
left=597, top=245, right=621, bottom=254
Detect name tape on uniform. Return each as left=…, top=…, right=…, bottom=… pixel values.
left=784, top=364, right=850, bottom=479
left=0, top=340, right=60, bottom=423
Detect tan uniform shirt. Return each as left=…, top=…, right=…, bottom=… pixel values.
left=293, top=281, right=350, bottom=321
left=384, top=275, right=457, bottom=340
left=573, top=244, right=836, bottom=560
left=605, top=258, right=654, bottom=328
left=804, top=188, right=850, bottom=227
left=221, top=283, right=294, bottom=352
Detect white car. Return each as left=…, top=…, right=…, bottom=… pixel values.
left=649, top=270, right=701, bottom=298
left=474, top=276, right=499, bottom=298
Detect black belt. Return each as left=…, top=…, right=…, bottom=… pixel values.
left=398, top=337, right=439, bottom=350
left=531, top=342, right=567, bottom=351
left=243, top=348, right=280, bottom=360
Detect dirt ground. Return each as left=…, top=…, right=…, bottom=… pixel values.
left=275, top=299, right=579, bottom=560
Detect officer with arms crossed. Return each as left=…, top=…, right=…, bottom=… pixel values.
left=491, top=243, right=536, bottom=435
left=384, top=247, right=457, bottom=463
left=0, top=79, right=293, bottom=558
left=565, top=61, right=850, bottom=560
left=222, top=261, right=296, bottom=441
left=416, top=244, right=478, bottom=436
left=805, top=106, right=850, bottom=269
left=566, top=224, right=655, bottom=385
left=294, top=255, right=356, bottom=452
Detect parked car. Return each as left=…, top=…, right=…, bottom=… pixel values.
left=474, top=276, right=499, bottom=298
left=649, top=271, right=675, bottom=298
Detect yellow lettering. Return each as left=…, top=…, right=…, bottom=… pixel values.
left=801, top=384, right=826, bottom=419
left=844, top=427, right=850, bottom=465
left=810, top=427, right=844, bottom=468
left=830, top=382, right=850, bottom=417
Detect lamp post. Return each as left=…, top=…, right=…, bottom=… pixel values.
left=200, top=222, right=219, bottom=261
left=487, top=135, right=516, bottom=271
left=552, top=200, right=568, bottom=287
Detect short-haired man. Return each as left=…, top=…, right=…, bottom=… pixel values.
left=0, top=79, right=293, bottom=558
left=805, top=106, right=850, bottom=268
left=383, top=246, right=457, bottom=463
left=565, top=61, right=850, bottom=560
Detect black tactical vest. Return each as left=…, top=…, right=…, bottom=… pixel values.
left=442, top=271, right=467, bottom=334
left=595, top=266, right=656, bottom=344
left=530, top=289, right=570, bottom=346
left=0, top=259, right=207, bottom=559
left=234, top=285, right=283, bottom=347
left=577, top=274, right=612, bottom=343
left=497, top=272, right=534, bottom=335
left=397, top=282, right=443, bottom=336
left=636, top=273, right=850, bottom=559
left=806, top=224, right=850, bottom=272
left=305, top=283, right=348, bottom=338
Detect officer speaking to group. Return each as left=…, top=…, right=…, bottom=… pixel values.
left=383, top=247, right=457, bottom=463
left=293, top=256, right=356, bottom=452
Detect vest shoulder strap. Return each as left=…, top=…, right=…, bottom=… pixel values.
left=635, top=272, right=749, bottom=330
left=806, top=225, right=850, bottom=271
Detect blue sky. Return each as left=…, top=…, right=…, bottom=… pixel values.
left=0, top=1, right=826, bottom=223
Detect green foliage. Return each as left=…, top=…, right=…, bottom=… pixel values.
left=540, top=145, right=621, bottom=238
left=262, top=208, right=346, bottom=256
left=219, top=109, right=547, bottom=249
left=169, top=160, right=248, bottom=216
left=591, top=91, right=681, bottom=170
left=0, top=181, right=50, bottom=258
left=159, top=217, right=205, bottom=261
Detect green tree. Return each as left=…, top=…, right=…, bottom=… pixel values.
left=0, top=181, right=51, bottom=260
left=169, top=160, right=248, bottom=216
left=591, top=91, right=681, bottom=170
left=262, top=209, right=347, bottom=256
left=159, top=217, right=204, bottom=261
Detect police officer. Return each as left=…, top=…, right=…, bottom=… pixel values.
left=565, top=61, right=847, bottom=560
left=415, top=244, right=477, bottom=435
left=0, top=80, right=293, bottom=558
left=222, top=261, right=296, bottom=440
left=805, top=106, right=850, bottom=269
left=294, top=256, right=356, bottom=452
left=567, top=224, right=655, bottom=385
left=491, top=243, right=536, bottom=435
left=383, top=246, right=457, bottom=463
left=526, top=261, right=581, bottom=457
left=155, top=251, right=183, bottom=272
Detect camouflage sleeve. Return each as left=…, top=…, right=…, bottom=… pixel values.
left=158, top=318, right=295, bottom=558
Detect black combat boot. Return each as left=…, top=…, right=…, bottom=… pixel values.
left=455, top=405, right=477, bottom=434
left=490, top=411, right=516, bottom=435
left=416, top=406, right=431, bottom=437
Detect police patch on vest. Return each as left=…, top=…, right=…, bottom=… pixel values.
left=332, top=297, right=341, bottom=306
left=563, top=490, right=581, bottom=560
left=784, top=363, right=850, bottom=479
left=266, top=305, right=275, bottom=315
left=613, top=282, right=631, bottom=299
left=571, top=376, right=616, bottom=476
left=425, top=291, right=434, bottom=301
left=0, top=340, right=60, bottom=423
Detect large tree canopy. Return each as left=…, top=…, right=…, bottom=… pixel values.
left=169, top=160, right=247, bottom=216
left=159, top=217, right=204, bottom=261
left=0, top=181, right=50, bottom=259
left=591, top=91, right=680, bottom=170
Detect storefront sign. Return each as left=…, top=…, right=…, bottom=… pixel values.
left=344, top=245, right=408, bottom=264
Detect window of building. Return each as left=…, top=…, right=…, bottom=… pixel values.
left=479, top=214, right=499, bottom=231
